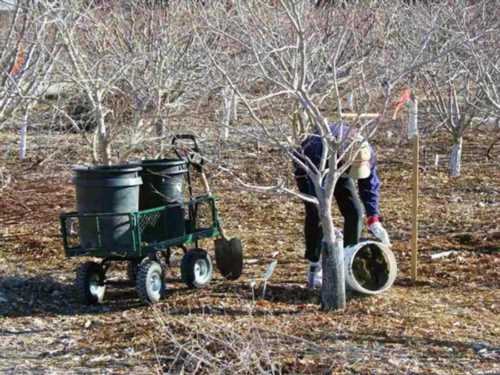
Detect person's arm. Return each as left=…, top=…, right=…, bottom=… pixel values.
left=358, top=150, right=391, bottom=245
left=358, top=163, right=380, bottom=219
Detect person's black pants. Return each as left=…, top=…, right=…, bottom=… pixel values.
left=296, top=176, right=363, bottom=263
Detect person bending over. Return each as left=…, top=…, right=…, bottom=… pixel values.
left=294, top=123, right=390, bottom=288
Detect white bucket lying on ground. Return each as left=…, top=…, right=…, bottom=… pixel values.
left=344, top=241, right=397, bottom=295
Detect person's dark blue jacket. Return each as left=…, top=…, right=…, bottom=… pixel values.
left=293, top=123, right=380, bottom=217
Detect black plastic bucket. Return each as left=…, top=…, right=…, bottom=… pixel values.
left=72, top=165, right=142, bottom=252
left=131, top=159, right=187, bottom=242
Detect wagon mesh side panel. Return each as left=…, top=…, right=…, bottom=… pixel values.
left=194, top=200, right=213, bottom=231
left=138, top=211, right=162, bottom=240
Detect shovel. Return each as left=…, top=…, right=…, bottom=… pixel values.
left=173, top=134, right=243, bottom=280
left=198, top=157, right=243, bottom=280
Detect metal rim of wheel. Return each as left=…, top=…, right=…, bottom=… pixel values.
left=181, top=249, right=213, bottom=289
left=194, top=258, right=211, bottom=284
left=149, top=270, right=162, bottom=295
left=75, top=261, right=106, bottom=305
left=136, top=259, right=165, bottom=304
left=88, top=273, right=101, bottom=296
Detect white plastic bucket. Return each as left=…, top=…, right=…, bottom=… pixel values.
left=344, top=241, right=397, bottom=295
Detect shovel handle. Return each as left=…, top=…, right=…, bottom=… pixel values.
left=200, top=169, right=212, bottom=196
left=218, top=225, right=228, bottom=240
left=201, top=173, right=231, bottom=241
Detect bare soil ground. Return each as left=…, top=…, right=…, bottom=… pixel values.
left=0, top=126, right=498, bottom=374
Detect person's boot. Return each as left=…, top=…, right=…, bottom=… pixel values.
left=307, top=261, right=322, bottom=289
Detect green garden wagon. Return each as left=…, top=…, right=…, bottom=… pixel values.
left=60, top=135, right=243, bottom=305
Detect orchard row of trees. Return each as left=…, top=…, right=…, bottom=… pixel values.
left=1, top=0, right=498, bottom=309
left=1, top=1, right=498, bottom=170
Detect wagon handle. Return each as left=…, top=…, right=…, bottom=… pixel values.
left=172, top=134, right=204, bottom=168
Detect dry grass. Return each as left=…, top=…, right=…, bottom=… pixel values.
left=0, top=122, right=498, bottom=374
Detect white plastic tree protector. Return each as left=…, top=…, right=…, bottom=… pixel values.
left=449, top=136, right=463, bottom=177
left=408, top=97, right=418, bottom=139
left=344, top=241, right=398, bottom=295
left=19, top=109, right=28, bottom=160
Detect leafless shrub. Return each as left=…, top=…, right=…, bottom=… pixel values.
left=155, top=312, right=283, bottom=374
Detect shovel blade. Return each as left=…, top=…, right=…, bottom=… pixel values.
left=214, top=237, right=243, bottom=280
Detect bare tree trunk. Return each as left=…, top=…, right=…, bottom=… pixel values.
left=95, top=104, right=111, bottom=166
left=449, top=135, right=462, bottom=177
left=320, top=198, right=346, bottom=311
left=156, top=118, right=165, bottom=156
left=216, top=86, right=236, bottom=158
left=19, top=125, right=27, bottom=160
left=155, top=91, right=165, bottom=156
left=231, top=90, right=238, bottom=123
left=221, top=86, right=232, bottom=141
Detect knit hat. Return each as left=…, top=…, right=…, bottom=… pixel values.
left=348, top=141, right=371, bottom=179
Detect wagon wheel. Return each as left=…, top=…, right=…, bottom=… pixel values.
left=75, top=261, right=106, bottom=305
left=181, top=249, right=213, bottom=289
left=127, top=260, right=139, bottom=284
left=136, top=259, right=166, bottom=304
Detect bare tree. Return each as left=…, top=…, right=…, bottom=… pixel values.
left=219, top=84, right=238, bottom=142
left=47, top=0, right=130, bottom=164
left=192, top=0, right=475, bottom=309
left=0, top=1, right=60, bottom=159
left=193, top=0, right=407, bottom=310
left=109, top=2, right=214, bottom=160
left=387, top=0, right=496, bottom=176
left=420, top=67, right=482, bottom=177
left=46, top=0, right=209, bottom=165
left=465, top=3, right=500, bottom=159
